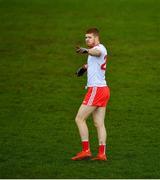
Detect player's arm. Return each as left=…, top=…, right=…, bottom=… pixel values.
left=76, top=46, right=101, bottom=57
left=88, top=48, right=101, bottom=57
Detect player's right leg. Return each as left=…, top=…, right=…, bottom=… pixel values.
left=75, top=104, right=96, bottom=141
left=71, top=104, right=97, bottom=160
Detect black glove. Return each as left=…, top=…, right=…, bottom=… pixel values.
left=76, top=65, right=87, bottom=77
left=76, top=46, right=88, bottom=54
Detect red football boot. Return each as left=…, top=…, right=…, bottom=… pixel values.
left=71, top=150, right=92, bottom=160
left=91, top=153, right=107, bottom=161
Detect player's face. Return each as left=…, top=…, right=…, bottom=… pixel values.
left=85, top=33, right=96, bottom=48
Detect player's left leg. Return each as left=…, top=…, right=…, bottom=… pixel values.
left=92, top=107, right=107, bottom=160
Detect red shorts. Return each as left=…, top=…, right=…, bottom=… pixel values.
left=82, top=86, right=110, bottom=107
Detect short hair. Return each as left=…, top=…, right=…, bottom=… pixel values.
left=86, top=28, right=99, bottom=37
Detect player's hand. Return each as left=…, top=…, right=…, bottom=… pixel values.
left=76, top=46, right=88, bottom=54
left=75, top=65, right=87, bottom=77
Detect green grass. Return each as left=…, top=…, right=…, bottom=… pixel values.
left=0, top=0, right=160, bottom=178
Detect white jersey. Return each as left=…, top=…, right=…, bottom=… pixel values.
left=87, top=44, right=107, bottom=87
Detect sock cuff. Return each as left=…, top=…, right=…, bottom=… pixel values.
left=82, top=140, right=89, bottom=142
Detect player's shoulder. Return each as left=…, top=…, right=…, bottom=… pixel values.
left=95, top=44, right=107, bottom=55
left=99, top=44, right=107, bottom=50
left=94, top=44, right=106, bottom=50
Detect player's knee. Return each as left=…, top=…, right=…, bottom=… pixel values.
left=94, top=121, right=104, bottom=128
left=94, top=121, right=98, bottom=128
left=75, top=115, right=83, bottom=124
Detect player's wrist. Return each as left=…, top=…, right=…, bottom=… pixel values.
left=83, top=64, right=88, bottom=69
left=81, top=47, right=88, bottom=54
left=76, top=46, right=88, bottom=54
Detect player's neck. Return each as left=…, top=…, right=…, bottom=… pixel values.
left=89, top=41, right=100, bottom=48
left=95, top=39, right=100, bottom=46
left=94, top=41, right=100, bottom=47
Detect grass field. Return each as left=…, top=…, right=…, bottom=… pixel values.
left=0, top=0, right=160, bottom=178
